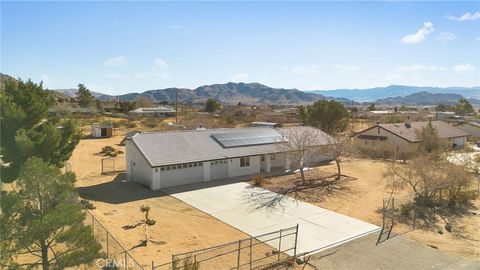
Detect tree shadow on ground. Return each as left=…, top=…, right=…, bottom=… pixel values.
left=245, top=174, right=356, bottom=210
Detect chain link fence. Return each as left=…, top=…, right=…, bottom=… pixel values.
left=153, top=225, right=299, bottom=270
left=84, top=209, right=145, bottom=270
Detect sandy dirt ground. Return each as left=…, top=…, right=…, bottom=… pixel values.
left=71, top=134, right=306, bottom=269
left=261, top=159, right=480, bottom=260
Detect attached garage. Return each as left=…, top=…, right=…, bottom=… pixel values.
left=124, top=127, right=335, bottom=190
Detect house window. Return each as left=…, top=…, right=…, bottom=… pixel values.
left=155, top=168, right=158, bottom=172
left=261, top=155, right=265, bottom=161
left=161, top=167, right=165, bottom=171
left=188, top=163, right=193, bottom=168
left=177, top=165, right=182, bottom=169
left=271, top=154, right=276, bottom=160
left=193, top=163, right=197, bottom=167
left=240, top=157, right=250, bottom=167
left=166, top=166, right=171, bottom=171
left=183, top=164, right=187, bottom=168
left=198, top=163, right=202, bottom=167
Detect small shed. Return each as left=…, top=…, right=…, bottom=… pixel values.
left=91, top=123, right=113, bottom=138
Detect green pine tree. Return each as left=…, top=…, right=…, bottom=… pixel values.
left=1, top=157, right=101, bottom=269
left=77, top=83, right=95, bottom=108
left=0, top=78, right=82, bottom=183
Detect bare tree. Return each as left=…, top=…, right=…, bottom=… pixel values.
left=134, top=96, right=155, bottom=108
left=277, top=127, right=335, bottom=185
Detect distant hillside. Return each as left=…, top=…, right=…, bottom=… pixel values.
left=56, top=82, right=341, bottom=105
left=54, top=88, right=114, bottom=100
left=374, top=91, right=480, bottom=105
left=310, top=85, right=480, bottom=102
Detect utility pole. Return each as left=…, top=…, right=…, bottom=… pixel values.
left=175, top=89, right=178, bottom=124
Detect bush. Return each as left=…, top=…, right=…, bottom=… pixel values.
left=80, top=199, right=95, bottom=210
left=252, top=174, right=266, bottom=187
left=399, top=201, right=414, bottom=219
left=112, top=121, right=121, bottom=128
left=99, top=146, right=123, bottom=157
left=142, top=118, right=158, bottom=128
left=127, top=121, right=137, bottom=128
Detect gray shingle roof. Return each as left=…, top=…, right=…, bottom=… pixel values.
left=129, top=126, right=333, bottom=167
left=378, top=121, right=469, bottom=142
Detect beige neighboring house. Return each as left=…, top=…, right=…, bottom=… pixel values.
left=354, top=121, right=469, bottom=153
left=457, top=121, right=480, bottom=138
left=128, top=106, right=176, bottom=119
left=255, top=111, right=288, bottom=123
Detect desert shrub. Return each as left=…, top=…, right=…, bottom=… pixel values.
left=252, top=174, right=266, bottom=187
left=172, top=255, right=200, bottom=270
left=112, top=121, right=121, bottom=128
left=399, top=201, right=414, bottom=219
left=118, top=119, right=128, bottom=126
left=127, top=121, right=137, bottom=128
left=142, top=118, right=158, bottom=128
left=99, top=146, right=123, bottom=157
left=80, top=199, right=95, bottom=210
left=448, top=190, right=477, bottom=207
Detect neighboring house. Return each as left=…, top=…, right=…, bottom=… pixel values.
left=354, top=121, right=469, bottom=152
left=124, top=126, right=334, bottom=190
left=435, top=111, right=458, bottom=120
left=91, top=123, right=113, bottom=138
left=255, top=111, right=288, bottom=123
left=457, top=121, right=480, bottom=138
left=128, top=106, right=176, bottom=119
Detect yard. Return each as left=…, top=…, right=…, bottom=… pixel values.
left=71, top=134, right=307, bottom=269
left=258, top=158, right=480, bottom=260
left=69, top=132, right=479, bottom=267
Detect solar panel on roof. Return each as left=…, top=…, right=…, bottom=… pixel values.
left=211, top=129, right=285, bottom=148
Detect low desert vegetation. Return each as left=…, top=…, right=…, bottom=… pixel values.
left=99, top=145, right=124, bottom=157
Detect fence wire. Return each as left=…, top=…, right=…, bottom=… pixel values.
left=84, top=209, right=145, bottom=270
left=153, top=225, right=299, bottom=270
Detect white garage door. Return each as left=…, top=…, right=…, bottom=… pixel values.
left=210, top=160, right=228, bottom=180
left=160, top=164, right=204, bottom=188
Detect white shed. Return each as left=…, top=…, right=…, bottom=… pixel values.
left=91, top=123, right=113, bottom=138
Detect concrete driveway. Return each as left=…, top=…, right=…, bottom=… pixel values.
left=164, top=182, right=380, bottom=255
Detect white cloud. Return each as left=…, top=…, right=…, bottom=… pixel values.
left=292, top=64, right=321, bottom=74
left=453, top=64, right=477, bottom=74
left=476, top=37, right=480, bottom=42
left=230, top=72, right=250, bottom=82
left=436, top=32, right=457, bottom=42
left=170, top=25, right=182, bottom=30
left=447, top=12, right=480, bottom=21
left=134, top=58, right=170, bottom=80
left=385, top=73, right=402, bottom=81
left=396, top=64, right=446, bottom=72
left=104, top=56, right=129, bottom=66
left=40, top=74, right=52, bottom=88
left=401, top=22, right=434, bottom=44
left=332, top=64, right=358, bottom=74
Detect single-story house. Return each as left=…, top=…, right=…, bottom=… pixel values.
left=124, top=126, right=334, bottom=190
left=128, top=106, right=176, bottom=119
left=354, top=121, right=469, bottom=152
left=457, top=121, right=480, bottom=138
left=91, top=123, right=113, bottom=138
left=255, top=111, right=289, bottom=123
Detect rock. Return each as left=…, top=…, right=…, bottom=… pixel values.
left=295, top=258, right=304, bottom=265
left=445, top=223, right=452, bottom=232
left=437, top=230, right=443, bottom=234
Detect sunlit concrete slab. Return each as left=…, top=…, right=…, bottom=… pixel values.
left=166, top=181, right=380, bottom=255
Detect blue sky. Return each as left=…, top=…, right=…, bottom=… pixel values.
left=2, top=1, right=480, bottom=95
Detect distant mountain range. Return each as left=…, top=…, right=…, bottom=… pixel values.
left=309, top=85, right=480, bottom=102
left=54, top=82, right=351, bottom=105
left=375, top=91, right=480, bottom=106
left=2, top=72, right=478, bottom=106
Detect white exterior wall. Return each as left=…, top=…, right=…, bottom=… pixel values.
left=228, top=156, right=261, bottom=178
left=125, top=141, right=154, bottom=189
left=91, top=126, right=101, bottom=137
left=451, top=137, right=465, bottom=148
left=458, top=124, right=480, bottom=138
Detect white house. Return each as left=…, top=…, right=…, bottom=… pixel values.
left=457, top=121, right=480, bottom=138
left=124, top=126, right=334, bottom=190
left=128, top=106, right=176, bottom=119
